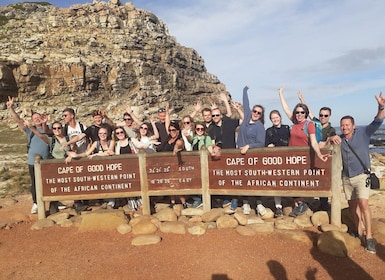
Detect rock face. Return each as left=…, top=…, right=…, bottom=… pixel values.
left=0, top=1, right=227, bottom=122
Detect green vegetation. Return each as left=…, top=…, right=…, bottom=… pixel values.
left=0, top=15, right=9, bottom=27
left=11, top=2, right=52, bottom=11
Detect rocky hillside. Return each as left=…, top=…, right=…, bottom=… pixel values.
left=0, top=0, right=228, bottom=123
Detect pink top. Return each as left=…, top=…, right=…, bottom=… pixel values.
left=289, top=120, right=315, bottom=147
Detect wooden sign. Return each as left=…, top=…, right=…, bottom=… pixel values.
left=209, top=148, right=331, bottom=191
left=40, top=155, right=140, bottom=196
left=145, top=153, right=202, bottom=191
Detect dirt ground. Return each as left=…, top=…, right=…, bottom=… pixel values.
left=0, top=194, right=384, bottom=280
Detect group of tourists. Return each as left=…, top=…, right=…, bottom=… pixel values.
left=6, top=86, right=385, bottom=254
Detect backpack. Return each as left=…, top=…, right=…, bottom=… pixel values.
left=303, top=120, right=323, bottom=143
left=49, top=135, right=70, bottom=159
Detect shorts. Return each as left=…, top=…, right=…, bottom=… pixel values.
left=342, top=173, right=370, bottom=200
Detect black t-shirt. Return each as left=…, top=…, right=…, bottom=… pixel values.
left=265, top=125, right=290, bottom=147
left=218, top=117, right=240, bottom=149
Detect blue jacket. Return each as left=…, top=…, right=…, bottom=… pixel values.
left=237, top=87, right=265, bottom=148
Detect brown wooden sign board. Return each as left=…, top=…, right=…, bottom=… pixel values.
left=145, top=153, right=202, bottom=191
left=40, top=155, right=140, bottom=196
left=209, top=148, right=331, bottom=192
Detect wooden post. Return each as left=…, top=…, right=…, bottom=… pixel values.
left=330, top=144, right=342, bottom=227
left=200, top=149, right=211, bottom=212
left=138, top=153, right=150, bottom=215
left=34, top=156, right=46, bottom=220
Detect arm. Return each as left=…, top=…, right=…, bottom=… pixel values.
left=190, top=100, right=202, bottom=119
left=150, top=115, right=159, bottom=140
left=6, top=96, right=25, bottom=130
left=242, top=85, right=251, bottom=116
left=297, top=90, right=315, bottom=119
left=309, top=134, right=329, bottom=162
left=165, top=104, right=171, bottom=133
left=99, top=109, right=115, bottom=128
left=375, top=91, right=385, bottom=119
left=61, top=133, right=86, bottom=150
left=125, top=105, right=143, bottom=126
left=231, top=101, right=244, bottom=122
left=25, top=120, right=49, bottom=144
left=219, top=92, right=232, bottom=117
left=278, top=87, right=293, bottom=120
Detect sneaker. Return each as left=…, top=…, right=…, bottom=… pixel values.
left=242, top=203, right=251, bottom=215
left=365, top=238, right=376, bottom=254
left=256, top=204, right=266, bottom=216
left=169, top=202, right=175, bottom=208
left=192, top=199, right=203, bottom=208
left=57, top=202, right=67, bottom=210
left=107, top=199, right=115, bottom=208
left=289, top=201, right=309, bottom=217
left=230, top=199, right=238, bottom=210
left=222, top=200, right=231, bottom=208
left=31, top=203, right=38, bottom=214
left=182, top=203, right=188, bottom=209
left=274, top=207, right=283, bottom=218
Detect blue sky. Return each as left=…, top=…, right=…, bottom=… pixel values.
left=3, top=0, right=385, bottom=125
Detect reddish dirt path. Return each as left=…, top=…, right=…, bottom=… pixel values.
left=0, top=195, right=384, bottom=280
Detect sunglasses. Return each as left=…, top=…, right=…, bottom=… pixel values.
left=253, top=110, right=262, bottom=115
left=295, top=111, right=306, bottom=115
left=212, top=114, right=221, bottom=117
left=196, top=127, right=204, bottom=131
left=140, top=127, right=148, bottom=130
left=124, top=118, right=132, bottom=121
left=319, top=114, right=329, bottom=118
left=52, top=127, right=62, bottom=130
left=62, top=114, right=68, bottom=118
left=158, top=108, right=166, bottom=113
left=115, top=131, right=124, bottom=135
left=168, top=128, right=177, bottom=132
left=184, top=121, right=190, bottom=125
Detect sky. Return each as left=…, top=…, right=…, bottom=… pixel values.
left=2, top=0, right=385, bottom=125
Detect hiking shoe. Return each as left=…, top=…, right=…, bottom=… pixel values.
left=31, top=203, right=38, bottom=214
left=365, top=238, right=376, bottom=254
left=289, top=201, right=308, bottom=217
left=231, top=199, right=238, bottom=210
left=274, top=207, right=283, bottom=218
left=256, top=204, right=266, bottom=216
left=242, top=203, right=251, bottom=215
left=222, top=200, right=231, bottom=208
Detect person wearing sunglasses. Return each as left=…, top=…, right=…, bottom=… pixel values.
left=279, top=87, right=329, bottom=217
left=24, top=120, right=71, bottom=214
left=114, top=127, right=142, bottom=211
left=155, top=107, right=169, bottom=151
left=298, top=92, right=337, bottom=211
left=179, top=115, right=195, bottom=151
left=131, top=115, right=160, bottom=153
left=236, top=85, right=267, bottom=215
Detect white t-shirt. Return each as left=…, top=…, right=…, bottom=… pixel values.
left=66, top=122, right=87, bottom=153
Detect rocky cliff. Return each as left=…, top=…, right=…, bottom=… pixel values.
left=0, top=0, right=228, bottom=123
